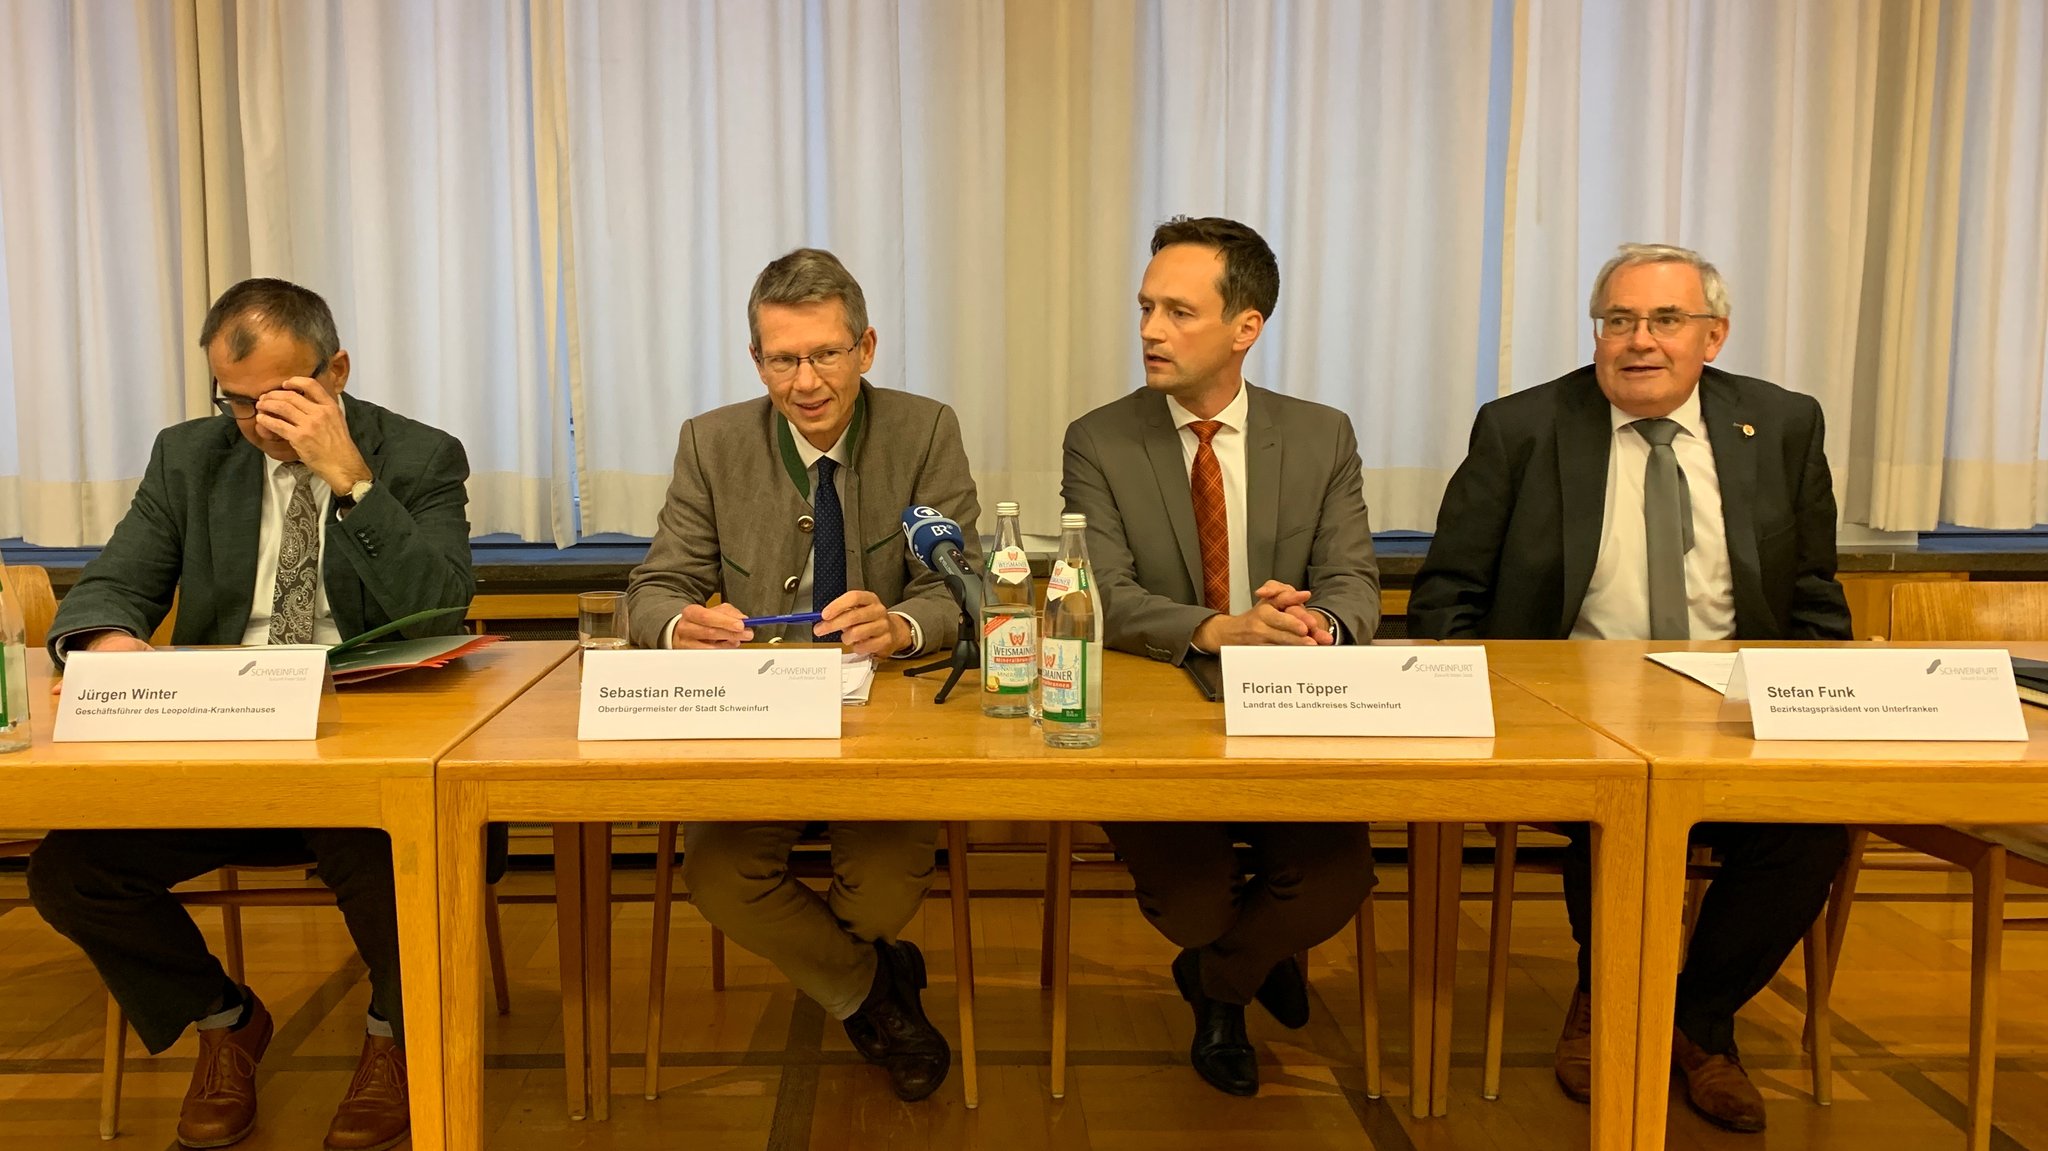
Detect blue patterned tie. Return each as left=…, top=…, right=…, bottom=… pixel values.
left=812, top=457, right=846, bottom=642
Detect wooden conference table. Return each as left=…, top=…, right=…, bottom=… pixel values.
left=436, top=647, right=1649, bottom=1151
left=4, top=641, right=577, bottom=1151
left=1485, top=639, right=2048, bottom=1150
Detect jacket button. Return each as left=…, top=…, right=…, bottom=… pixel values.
left=782, top=576, right=800, bottom=592
left=798, top=514, right=815, bottom=534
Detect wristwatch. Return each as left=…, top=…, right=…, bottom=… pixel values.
left=334, top=478, right=374, bottom=515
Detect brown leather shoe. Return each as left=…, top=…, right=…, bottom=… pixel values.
left=177, top=993, right=274, bottom=1149
left=1672, top=1027, right=1766, bottom=1133
left=323, top=1033, right=410, bottom=1151
left=1553, top=987, right=1593, bottom=1104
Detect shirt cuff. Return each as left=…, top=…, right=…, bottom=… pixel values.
left=888, top=611, right=923, bottom=658
left=53, top=627, right=133, bottom=659
left=660, top=613, right=683, bottom=649
left=1310, top=607, right=1345, bottom=645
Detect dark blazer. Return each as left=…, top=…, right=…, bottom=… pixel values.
left=1061, top=384, right=1381, bottom=663
left=1408, top=365, right=1851, bottom=641
left=626, top=382, right=981, bottom=653
left=50, top=395, right=475, bottom=661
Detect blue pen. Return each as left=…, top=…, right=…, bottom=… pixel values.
left=739, top=611, right=826, bottom=628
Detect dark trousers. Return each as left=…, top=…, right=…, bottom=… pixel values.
left=1100, top=822, right=1375, bottom=1005
left=27, top=828, right=402, bottom=1054
left=1562, top=820, right=1848, bottom=1056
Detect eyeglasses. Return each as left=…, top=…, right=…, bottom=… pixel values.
left=1593, top=310, right=1718, bottom=341
left=757, top=345, right=856, bottom=380
left=211, top=361, right=326, bottom=420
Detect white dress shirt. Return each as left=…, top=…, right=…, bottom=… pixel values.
left=662, top=425, right=920, bottom=652
left=1571, top=387, right=1737, bottom=641
left=240, top=452, right=342, bottom=646
left=1167, top=383, right=1252, bottom=616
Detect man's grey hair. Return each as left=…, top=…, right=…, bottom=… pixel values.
left=198, top=277, right=343, bottom=364
left=1588, top=243, right=1732, bottom=319
left=747, top=248, right=870, bottom=350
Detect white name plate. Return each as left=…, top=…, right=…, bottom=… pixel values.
left=1221, top=647, right=1495, bottom=737
left=1726, top=648, right=2028, bottom=741
left=54, top=649, right=327, bottom=742
left=578, top=649, right=842, bottom=740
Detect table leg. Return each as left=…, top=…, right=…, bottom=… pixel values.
left=553, top=824, right=589, bottom=1120
left=436, top=782, right=489, bottom=1151
left=583, top=822, right=614, bottom=1119
left=1430, top=823, right=1462, bottom=1117
left=1635, top=781, right=1700, bottom=1150
left=384, top=777, right=446, bottom=1151
left=1406, top=822, right=1439, bottom=1119
left=1590, top=779, right=1647, bottom=1151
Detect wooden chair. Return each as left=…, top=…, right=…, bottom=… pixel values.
left=1, top=562, right=57, bottom=645
left=0, top=564, right=56, bottom=856
left=1854, top=579, right=2048, bottom=1150
left=643, top=821, right=981, bottom=1107
left=1041, top=821, right=1385, bottom=1100
left=1480, top=822, right=1842, bottom=1104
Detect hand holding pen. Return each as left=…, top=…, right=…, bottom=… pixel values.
left=668, top=603, right=754, bottom=649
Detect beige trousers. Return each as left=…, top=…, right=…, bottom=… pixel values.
left=681, top=821, right=939, bottom=1018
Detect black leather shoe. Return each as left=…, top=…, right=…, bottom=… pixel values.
left=843, top=940, right=952, bottom=1102
left=1172, top=949, right=1258, bottom=1097
left=1253, top=955, right=1311, bottom=1030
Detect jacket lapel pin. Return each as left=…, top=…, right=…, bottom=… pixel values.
left=1739, top=423, right=1755, bottom=437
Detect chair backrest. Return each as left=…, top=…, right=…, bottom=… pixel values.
left=1, top=563, right=57, bottom=648
left=1888, top=581, right=2048, bottom=642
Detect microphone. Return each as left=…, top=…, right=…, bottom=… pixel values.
left=901, top=505, right=984, bottom=618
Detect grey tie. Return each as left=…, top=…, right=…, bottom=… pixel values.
left=1631, top=418, right=1693, bottom=641
left=267, top=462, right=322, bottom=645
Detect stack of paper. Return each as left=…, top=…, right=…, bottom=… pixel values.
left=842, top=652, right=875, bottom=705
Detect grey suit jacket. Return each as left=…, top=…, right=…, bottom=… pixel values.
left=1060, top=384, right=1381, bottom=663
left=49, top=395, right=475, bottom=663
left=627, top=382, right=982, bottom=653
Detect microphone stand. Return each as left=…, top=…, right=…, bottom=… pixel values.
left=902, top=570, right=981, bottom=704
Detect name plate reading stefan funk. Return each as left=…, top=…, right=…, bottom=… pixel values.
left=1221, top=647, right=1495, bottom=737
left=1726, top=647, right=2028, bottom=741
left=578, top=649, right=842, bottom=741
left=55, top=649, right=327, bottom=742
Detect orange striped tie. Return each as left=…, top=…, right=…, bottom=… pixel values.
left=1189, top=420, right=1230, bottom=613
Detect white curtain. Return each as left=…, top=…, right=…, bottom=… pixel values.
left=1007, top=0, right=1506, bottom=533
left=0, top=0, right=193, bottom=545
left=5, top=0, right=2048, bottom=546
left=1505, top=0, right=1886, bottom=523
left=559, top=0, right=1006, bottom=537
left=1938, top=0, right=2048, bottom=527
left=206, top=0, right=571, bottom=542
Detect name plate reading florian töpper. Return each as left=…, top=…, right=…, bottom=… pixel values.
left=1221, top=647, right=1494, bottom=737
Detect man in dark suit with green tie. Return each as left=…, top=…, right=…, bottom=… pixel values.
left=28, top=278, right=473, bottom=1151
left=1411, top=244, right=1851, bottom=1134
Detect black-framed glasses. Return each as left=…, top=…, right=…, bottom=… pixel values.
left=211, top=360, right=326, bottom=420
left=1593, top=310, right=1718, bottom=341
left=756, top=344, right=856, bottom=380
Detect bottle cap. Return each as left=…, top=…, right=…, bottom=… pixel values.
left=996, top=501, right=1019, bottom=516
left=1060, top=513, right=1087, bottom=529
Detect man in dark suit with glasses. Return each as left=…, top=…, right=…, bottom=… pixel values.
left=31, top=277, right=473, bottom=1151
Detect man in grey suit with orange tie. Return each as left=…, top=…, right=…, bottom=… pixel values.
left=1060, top=216, right=1379, bottom=1097
left=625, top=248, right=979, bottom=1103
